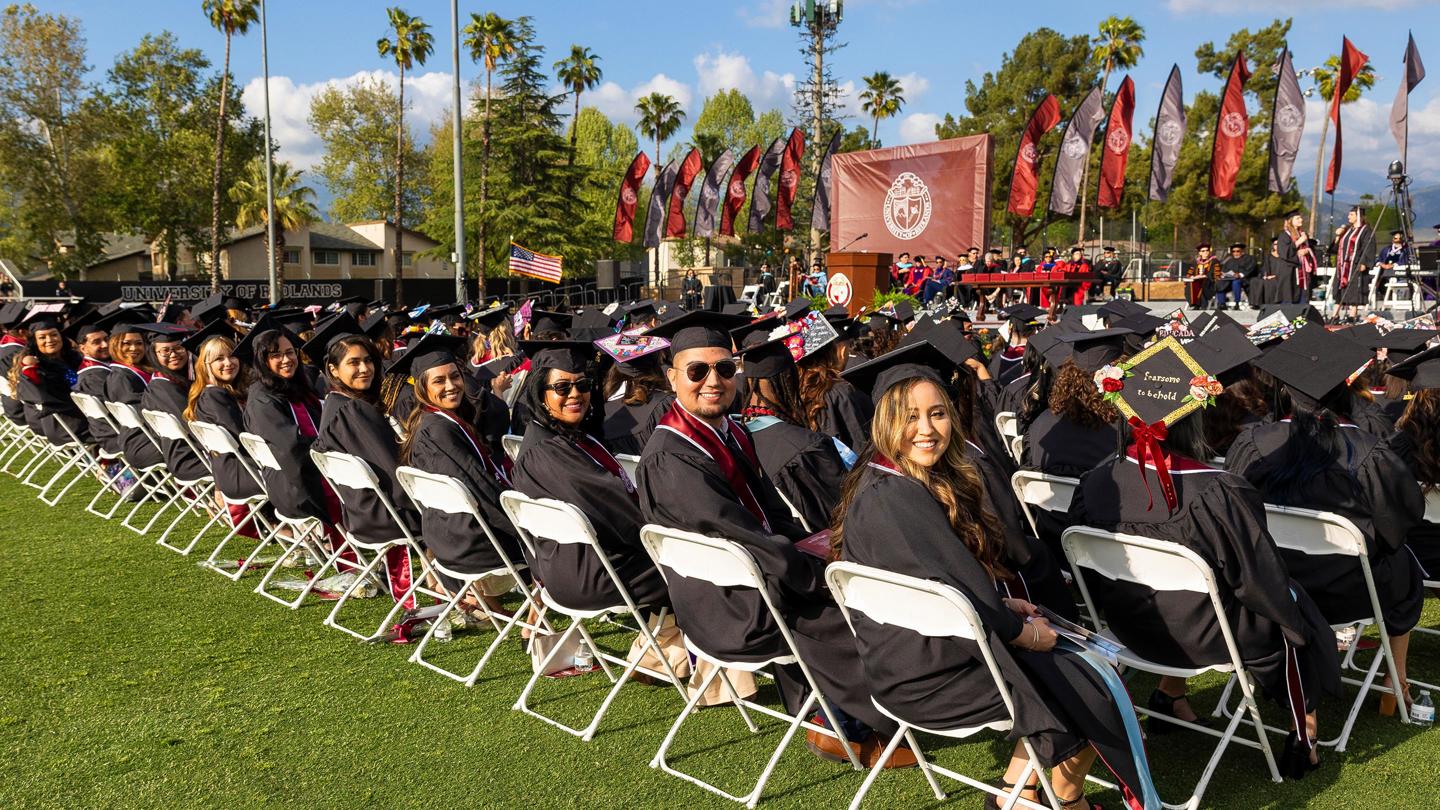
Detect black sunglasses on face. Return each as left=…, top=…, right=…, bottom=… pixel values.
left=683, top=360, right=737, bottom=382
left=544, top=379, right=593, bottom=396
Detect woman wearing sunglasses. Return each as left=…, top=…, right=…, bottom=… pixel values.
left=510, top=341, right=668, bottom=612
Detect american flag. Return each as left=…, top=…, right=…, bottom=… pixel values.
left=508, top=242, right=563, bottom=283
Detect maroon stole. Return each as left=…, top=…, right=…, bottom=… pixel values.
left=0, top=334, right=25, bottom=348
left=78, top=357, right=109, bottom=372
left=572, top=432, right=636, bottom=497
left=1337, top=225, right=1367, bottom=288
left=657, top=402, right=771, bottom=532
left=1292, top=229, right=1318, bottom=287
left=113, top=362, right=152, bottom=385
left=867, top=452, right=902, bottom=476
left=427, top=406, right=510, bottom=487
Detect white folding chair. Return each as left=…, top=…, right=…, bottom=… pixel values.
left=396, top=467, right=549, bottom=685
left=500, top=433, right=524, bottom=462
left=1248, top=505, right=1413, bottom=752
left=614, top=453, right=640, bottom=482
left=1419, top=490, right=1440, bottom=635
left=1010, top=470, right=1078, bottom=540
left=142, top=409, right=219, bottom=554
left=1010, top=434, right=1025, bottom=464
left=995, top=411, right=1020, bottom=461
left=638, top=524, right=863, bottom=808
left=188, top=420, right=277, bottom=576
left=826, top=561, right=1061, bottom=810
left=1062, top=526, right=1282, bottom=810
left=238, top=432, right=337, bottom=609
left=71, top=391, right=139, bottom=519
left=501, top=491, right=687, bottom=739
left=310, top=449, right=450, bottom=642
left=33, top=407, right=100, bottom=507
left=106, top=401, right=185, bottom=536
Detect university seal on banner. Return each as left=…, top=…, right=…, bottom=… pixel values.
left=1020, top=143, right=1040, bottom=165
left=826, top=272, right=852, bottom=307
left=1106, top=126, right=1129, bottom=154
left=621, top=187, right=637, bottom=205
left=779, top=169, right=798, bottom=191
left=1062, top=132, right=1087, bottom=160
left=1276, top=104, right=1302, bottom=133
left=1157, top=120, right=1183, bottom=147
left=728, top=179, right=745, bottom=199
left=882, top=172, right=932, bottom=241
left=1220, top=111, right=1246, bottom=138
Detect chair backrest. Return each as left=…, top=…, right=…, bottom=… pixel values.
left=614, top=453, right=640, bottom=482
left=141, top=408, right=190, bottom=442
left=395, top=465, right=480, bottom=516
left=309, top=449, right=381, bottom=492
left=1010, top=469, right=1079, bottom=537
left=500, top=490, right=597, bottom=547
left=825, top=561, right=983, bottom=641
left=71, top=391, right=112, bottom=421
left=1009, top=434, right=1025, bottom=463
left=238, top=431, right=282, bottom=472
left=0, top=375, right=12, bottom=399
left=1262, top=504, right=1366, bottom=559
left=188, top=420, right=241, bottom=456
left=501, top=433, right=523, bottom=462
left=106, top=400, right=145, bottom=430
left=995, top=411, right=1019, bottom=440
left=1061, top=527, right=1212, bottom=594
left=1423, top=488, right=1440, bottom=525
left=638, top=524, right=764, bottom=591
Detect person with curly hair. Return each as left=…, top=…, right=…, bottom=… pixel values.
left=1389, top=346, right=1440, bottom=581
left=1019, top=330, right=1130, bottom=478
left=11, top=314, right=91, bottom=447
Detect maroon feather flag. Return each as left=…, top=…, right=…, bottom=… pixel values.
left=1326, top=37, right=1369, bottom=194
left=775, top=128, right=806, bottom=231
left=1007, top=94, right=1061, bottom=217
left=1209, top=53, right=1251, bottom=200
left=612, top=152, right=651, bottom=242
left=721, top=145, right=762, bottom=237
left=665, top=148, right=704, bottom=238
left=1098, top=76, right=1135, bottom=210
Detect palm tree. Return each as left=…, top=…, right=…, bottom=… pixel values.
left=202, top=0, right=260, bottom=293
left=859, top=72, right=904, bottom=144
left=376, top=7, right=432, bottom=307
left=1309, top=55, right=1376, bottom=234
left=554, top=44, right=602, bottom=167
left=230, top=157, right=318, bottom=289
left=634, top=92, right=684, bottom=179
left=462, top=12, right=516, bottom=281
left=1083, top=15, right=1145, bottom=238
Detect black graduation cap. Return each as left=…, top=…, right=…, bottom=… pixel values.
left=0, top=301, right=28, bottom=327
left=867, top=311, right=901, bottom=333
left=1113, top=312, right=1167, bottom=336
left=233, top=314, right=305, bottom=364
left=1377, top=328, right=1438, bottom=360
left=155, top=302, right=186, bottom=324
left=1386, top=345, right=1440, bottom=390
left=1026, top=326, right=1066, bottom=360
left=841, top=340, right=954, bottom=403
left=384, top=332, right=467, bottom=380
left=571, top=308, right=611, bottom=332
left=62, top=310, right=106, bottom=342
left=426, top=303, right=466, bottom=323
left=465, top=304, right=511, bottom=333
left=1098, top=299, right=1149, bottom=321
left=891, top=301, right=916, bottom=324
left=191, top=293, right=247, bottom=325
left=1000, top=303, right=1045, bottom=325
left=924, top=322, right=982, bottom=369
left=737, top=335, right=797, bottom=378
left=531, top=310, right=573, bottom=335
left=300, top=312, right=363, bottom=360
left=181, top=319, right=239, bottom=354
left=1189, top=312, right=1215, bottom=336
left=728, top=314, right=782, bottom=350
left=1185, top=322, right=1261, bottom=386
left=1208, top=310, right=1246, bottom=335
left=783, top=298, right=812, bottom=322
left=133, top=322, right=192, bottom=343
left=519, top=339, right=593, bottom=375
left=722, top=302, right=753, bottom=317
left=1339, top=323, right=1383, bottom=348
left=646, top=310, right=750, bottom=354
left=898, top=315, right=937, bottom=347
left=1105, top=336, right=1219, bottom=429
left=361, top=309, right=392, bottom=339
left=624, top=300, right=658, bottom=321
left=1044, top=328, right=1132, bottom=372
left=1251, top=323, right=1375, bottom=404
left=1258, top=303, right=1323, bottom=325
left=823, top=305, right=849, bottom=320
left=95, top=306, right=153, bottom=336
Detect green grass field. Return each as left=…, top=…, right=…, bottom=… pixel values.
left=2, top=470, right=1439, bottom=809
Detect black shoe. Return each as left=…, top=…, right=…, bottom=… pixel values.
left=1280, top=730, right=1320, bottom=780
left=1146, top=689, right=1211, bottom=735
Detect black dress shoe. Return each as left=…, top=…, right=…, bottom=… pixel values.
left=1280, top=730, right=1321, bottom=780
left=1146, top=689, right=1211, bottom=735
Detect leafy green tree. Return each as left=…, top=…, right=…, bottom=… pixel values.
left=463, top=11, right=516, bottom=280
left=859, top=71, right=904, bottom=143
left=202, top=0, right=259, bottom=291
left=553, top=44, right=602, bottom=168
left=1080, top=15, right=1144, bottom=239
left=693, top=89, right=757, bottom=156
left=376, top=6, right=432, bottom=305
left=1307, top=53, right=1376, bottom=233
left=308, top=77, right=427, bottom=223
left=635, top=92, right=684, bottom=179
left=229, top=156, right=317, bottom=287
left=837, top=124, right=876, bottom=153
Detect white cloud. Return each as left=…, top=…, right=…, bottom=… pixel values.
left=737, top=0, right=789, bottom=28
left=693, top=49, right=796, bottom=109
left=240, top=69, right=455, bottom=170
left=895, top=72, right=930, bottom=104
left=1168, top=0, right=1420, bottom=11
left=1296, top=92, right=1440, bottom=185
left=898, top=112, right=941, bottom=144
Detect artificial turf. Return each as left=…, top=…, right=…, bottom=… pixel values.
left=1, top=472, right=1439, bottom=808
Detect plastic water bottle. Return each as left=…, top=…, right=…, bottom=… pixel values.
left=432, top=617, right=453, bottom=644
left=1412, top=690, right=1435, bottom=727
left=573, top=639, right=594, bottom=672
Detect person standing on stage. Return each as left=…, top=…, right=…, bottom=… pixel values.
left=1332, top=206, right=1377, bottom=323
left=1278, top=212, right=1316, bottom=305
left=1376, top=230, right=1411, bottom=297
left=680, top=269, right=703, bottom=311
left=1094, top=246, right=1124, bottom=300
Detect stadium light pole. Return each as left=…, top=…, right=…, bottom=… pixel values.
left=450, top=0, right=467, bottom=305
left=261, top=0, right=278, bottom=304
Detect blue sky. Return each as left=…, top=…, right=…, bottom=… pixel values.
left=49, top=0, right=1440, bottom=192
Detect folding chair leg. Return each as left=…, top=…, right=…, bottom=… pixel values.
left=253, top=523, right=333, bottom=608
left=40, top=449, right=100, bottom=507
left=121, top=468, right=169, bottom=533
left=37, top=446, right=86, bottom=505
left=847, top=723, right=909, bottom=810
left=202, top=505, right=274, bottom=579
left=155, top=481, right=216, bottom=554
left=323, top=545, right=406, bottom=641
left=161, top=494, right=230, bottom=556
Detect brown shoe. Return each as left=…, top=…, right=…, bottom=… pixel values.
left=805, top=729, right=860, bottom=763
left=860, top=733, right=918, bottom=769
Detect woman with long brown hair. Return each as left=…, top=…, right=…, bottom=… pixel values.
left=1391, top=346, right=1440, bottom=578
left=832, top=364, right=1151, bottom=810
left=185, top=333, right=262, bottom=531
left=1019, top=330, right=1130, bottom=477
left=797, top=337, right=872, bottom=456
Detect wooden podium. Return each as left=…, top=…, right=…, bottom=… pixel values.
left=826, top=251, right=893, bottom=316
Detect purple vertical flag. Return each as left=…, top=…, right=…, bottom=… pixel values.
left=748, top=136, right=787, bottom=233
left=812, top=129, right=842, bottom=233
left=1149, top=64, right=1186, bottom=202
left=643, top=159, right=679, bottom=249
left=1268, top=47, right=1306, bottom=193
left=1390, top=32, right=1426, bottom=168
left=693, top=149, right=736, bottom=239
left=1048, top=85, right=1107, bottom=216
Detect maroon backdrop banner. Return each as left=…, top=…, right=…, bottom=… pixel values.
left=830, top=135, right=993, bottom=259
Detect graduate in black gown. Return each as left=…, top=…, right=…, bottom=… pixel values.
left=634, top=312, right=912, bottom=767
left=1068, top=335, right=1340, bottom=778
left=1228, top=324, right=1425, bottom=711
left=104, top=320, right=162, bottom=470
left=510, top=341, right=668, bottom=611
left=0, top=303, right=30, bottom=427
left=599, top=350, right=675, bottom=456
left=1391, top=346, right=1440, bottom=577
left=135, top=324, right=210, bottom=482
left=988, top=304, right=1045, bottom=387
left=69, top=316, right=118, bottom=455
left=184, top=333, right=265, bottom=535
left=833, top=360, right=1152, bottom=809
left=796, top=337, right=873, bottom=456
left=1021, top=329, right=1131, bottom=476
left=13, top=315, right=92, bottom=447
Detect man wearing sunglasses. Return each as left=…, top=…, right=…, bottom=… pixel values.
left=634, top=311, right=910, bottom=768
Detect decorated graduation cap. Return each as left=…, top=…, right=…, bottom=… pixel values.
left=594, top=330, right=670, bottom=367
left=519, top=339, right=593, bottom=374
left=300, top=312, right=363, bottom=359
left=385, top=332, right=467, bottom=379
left=1387, top=345, right=1440, bottom=390
left=180, top=319, right=238, bottom=353
left=1377, top=328, right=1438, bottom=361
left=728, top=313, right=782, bottom=349
left=1251, top=323, right=1375, bottom=405
left=1093, top=336, right=1223, bottom=512
left=841, top=340, right=955, bottom=403
left=191, top=293, right=247, bottom=325
left=466, top=304, right=511, bottom=332
left=0, top=301, right=30, bottom=327
left=1044, top=328, right=1132, bottom=372
left=768, top=311, right=839, bottom=364
left=645, top=310, right=749, bottom=354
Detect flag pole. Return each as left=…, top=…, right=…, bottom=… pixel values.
left=260, top=0, right=278, bottom=305
left=449, top=0, right=466, bottom=305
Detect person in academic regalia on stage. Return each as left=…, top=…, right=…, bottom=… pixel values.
left=12, top=313, right=92, bottom=447
left=1068, top=334, right=1340, bottom=779
left=1228, top=324, right=1424, bottom=715
left=510, top=341, right=669, bottom=611
left=1331, top=206, right=1377, bottom=323
left=104, top=319, right=162, bottom=470
left=833, top=359, right=1155, bottom=810
left=69, top=315, right=119, bottom=455
left=135, top=323, right=209, bottom=483
left=634, top=311, right=912, bottom=768
left=1390, top=346, right=1440, bottom=578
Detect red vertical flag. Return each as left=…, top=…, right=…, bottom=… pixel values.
left=1209, top=53, right=1252, bottom=200
left=775, top=128, right=806, bottom=231
left=1326, top=37, right=1370, bottom=194
left=1097, top=76, right=1135, bottom=210
left=1007, top=94, right=1061, bottom=217
left=665, top=148, right=704, bottom=238
left=612, top=152, right=651, bottom=242
left=720, top=145, right=762, bottom=236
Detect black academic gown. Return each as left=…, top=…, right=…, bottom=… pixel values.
left=140, top=374, right=209, bottom=481
left=105, top=365, right=162, bottom=469
left=1392, top=433, right=1440, bottom=578
left=1069, top=452, right=1341, bottom=713
left=601, top=390, right=675, bottom=456
left=242, top=381, right=328, bottom=521
left=743, top=416, right=847, bottom=533
left=636, top=416, right=893, bottom=735
left=17, top=356, right=91, bottom=446
left=190, top=386, right=262, bottom=500
left=75, top=361, right=118, bottom=453
left=814, top=380, right=873, bottom=455
left=314, top=393, right=418, bottom=543
left=1227, top=420, right=1425, bottom=636
left=511, top=420, right=668, bottom=610
left=404, top=408, right=526, bottom=574
left=839, top=461, right=1146, bottom=790
left=988, top=345, right=1027, bottom=387
left=1020, top=410, right=1124, bottom=565
left=1333, top=226, right=1377, bottom=306
left=0, top=340, right=25, bottom=426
